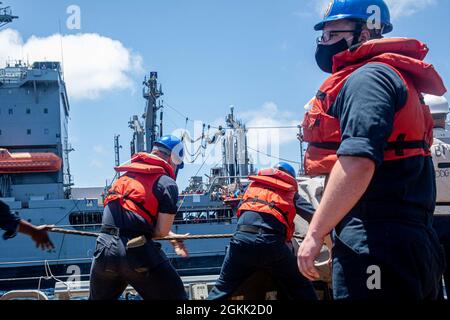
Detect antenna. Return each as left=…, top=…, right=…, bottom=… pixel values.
left=58, top=19, right=65, bottom=81
left=159, top=104, right=164, bottom=138
left=143, top=72, right=164, bottom=151
left=114, top=135, right=123, bottom=167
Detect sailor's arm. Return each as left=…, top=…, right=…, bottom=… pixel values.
left=152, top=176, right=179, bottom=238
left=17, top=220, right=55, bottom=250
left=294, top=193, right=315, bottom=223
left=152, top=176, right=189, bottom=257
left=0, top=200, right=20, bottom=239
left=152, top=214, right=189, bottom=258
left=1, top=200, right=54, bottom=250
left=153, top=213, right=176, bottom=238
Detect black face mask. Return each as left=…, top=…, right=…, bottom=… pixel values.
left=315, top=37, right=350, bottom=73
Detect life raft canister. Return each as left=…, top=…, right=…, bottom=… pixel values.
left=104, top=153, right=176, bottom=226
left=237, top=168, right=299, bottom=241
left=302, top=38, right=447, bottom=176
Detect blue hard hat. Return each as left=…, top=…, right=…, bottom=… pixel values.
left=315, top=0, right=393, bottom=34
left=274, top=162, right=296, bottom=178
left=154, top=135, right=185, bottom=168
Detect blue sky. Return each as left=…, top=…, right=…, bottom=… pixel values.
left=2, top=0, right=450, bottom=190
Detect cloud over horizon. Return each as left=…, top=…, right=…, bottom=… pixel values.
left=0, top=29, right=143, bottom=100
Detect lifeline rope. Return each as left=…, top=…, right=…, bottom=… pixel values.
left=49, top=227, right=305, bottom=241
left=49, top=227, right=234, bottom=241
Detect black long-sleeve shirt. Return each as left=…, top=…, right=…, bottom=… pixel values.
left=0, top=200, right=20, bottom=240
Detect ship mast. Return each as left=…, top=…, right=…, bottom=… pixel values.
left=143, top=72, right=164, bottom=152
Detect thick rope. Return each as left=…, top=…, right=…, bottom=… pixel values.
left=49, top=228, right=233, bottom=241
left=49, top=227, right=305, bottom=241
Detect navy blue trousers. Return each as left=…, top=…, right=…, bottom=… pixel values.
left=208, top=231, right=318, bottom=300
left=433, top=215, right=450, bottom=298
left=332, top=221, right=445, bottom=300
left=89, top=202, right=187, bottom=300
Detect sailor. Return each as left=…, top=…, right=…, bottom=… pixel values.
left=298, top=0, right=446, bottom=299
left=426, top=94, right=450, bottom=299
left=208, top=162, right=318, bottom=300
left=89, top=135, right=188, bottom=300
left=0, top=200, right=54, bottom=250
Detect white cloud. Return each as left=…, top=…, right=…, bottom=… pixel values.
left=240, top=102, right=299, bottom=145
left=312, top=0, right=437, bottom=19
left=0, top=29, right=143, bottom=100
left=237, top=102, right=300, bottom=166
left=385, top=0, right=437, bottom=18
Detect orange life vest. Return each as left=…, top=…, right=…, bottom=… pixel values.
left=104, top=153, right=176, bottom=226
left=237, top=168, right=298, bottom=241
left=302, top=38, right=447, bottom=176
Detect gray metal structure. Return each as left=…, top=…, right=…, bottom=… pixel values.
left=222, top=106, right=252, bottom=182
left=0, top=2, right=17, bottom=28
left=143, top=72, right=163, bottom=152
left=0, top=61, right=71, bottom=201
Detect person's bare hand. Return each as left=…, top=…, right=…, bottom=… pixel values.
left=31, top=225, right=55, bottom=251
left=170, top=233, right=189, bottom=258
left=297, top=234, right=324, bottom=281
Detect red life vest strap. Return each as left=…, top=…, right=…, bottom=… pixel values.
left=240, top=197, right=290, bottom=227
left=106, top=189, right=157, bottom=226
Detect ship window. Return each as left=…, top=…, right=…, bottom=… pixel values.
left=44, top=108, right=48, bottom=114
left=44, top=129, right=49, bottom=135
left=69, top=211, right=103, bottom=231
left=27, top=129, right=31, bottom=135
left=26, top=108, right=31, bottom=114
left=8, top=109, right=13, bottom=115
left=0, top=130, right=2, bottom=135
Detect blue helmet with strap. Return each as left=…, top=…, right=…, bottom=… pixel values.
left=153, top=135, right=185, bottom=170
left=315, top=0, right=393, bottom=34
left=274, top=162, right=296, bottom=178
